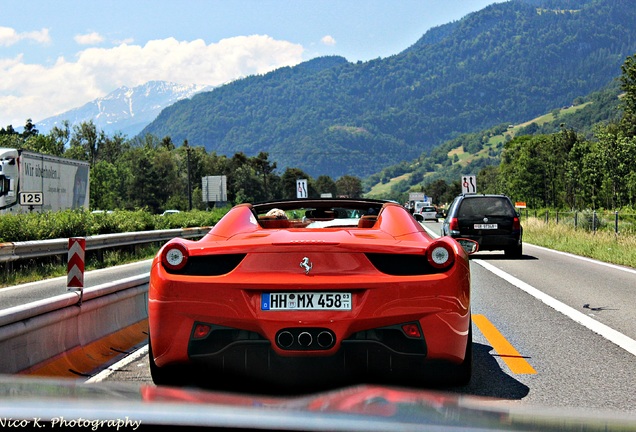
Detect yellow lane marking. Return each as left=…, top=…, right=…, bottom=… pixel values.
left=473, top=314, right=537, bottom=375
left=21, top=320, right=148, bottom=378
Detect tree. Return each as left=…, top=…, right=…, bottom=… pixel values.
left=594, top=125, right=636, bottom=208
left=475, top=165, right=501, bottom=194
left=232, top=164, right=262, bottom=204
left=314, top=175, right=337, bottom=197
left=98, top=133, right=129, bottom=164
left=21, top=119, right=38, bottom=138
left=619, top=54, right=636, bottom=137
left=336, top=175, right=363, bottom=198
left=250, top=152, right=278, bottom=201
left=47, top=121, right=71, bottom=156
left=21, top=134, right=60, bottom=155
left=498, top=136, right=545, bottom=207
left=90, top=161, right=121, bottom=210
left=66, top=121, right=105, bottom=166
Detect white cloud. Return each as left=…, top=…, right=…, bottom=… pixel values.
left=321, top=35, right=336, bottom=46
left=74, top=32, right=105, bottom=45
left=0, top=26, right=50, bottom=46
left=0, top=35, right=304, bottom=127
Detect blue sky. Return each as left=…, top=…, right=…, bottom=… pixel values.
left=1, top=0, right=501, bottom=128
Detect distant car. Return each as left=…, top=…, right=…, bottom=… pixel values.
left=161, top=210, right=181, bottom=216
left=148, top=198, right=477, bottom=390
left=418, top=206, right=438, bottom=221
left=441, top=194, right=522, bottom=257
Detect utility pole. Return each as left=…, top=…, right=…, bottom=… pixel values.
left=184, top=139, right=192, bottom=210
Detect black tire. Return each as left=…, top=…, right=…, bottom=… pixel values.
left=415, top=319, right=473, bottom=388
left=505, top=243, right=523, bottom=258
left=453, top=323, right=473, bottom=386
left=148, top=339, right=183, bottom=386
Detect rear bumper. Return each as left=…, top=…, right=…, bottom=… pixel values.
left=186, top=322, right=434, bottom=387
left=452, top=233, right=521, bottom=251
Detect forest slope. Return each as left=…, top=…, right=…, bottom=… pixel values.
left=141, top=0, right=636, bottom=178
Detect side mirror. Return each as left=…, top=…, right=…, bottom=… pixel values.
left=456, top=238, right=478, bottom=255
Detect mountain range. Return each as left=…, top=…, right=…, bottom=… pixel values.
left=37, top=0, right=636, bottom=180
left=137, top=0, right=636, bottom=179
left=35, top=81, right=214, bottom=136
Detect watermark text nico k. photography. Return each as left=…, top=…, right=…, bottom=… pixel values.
left=0, top=416, right=142, bottom=430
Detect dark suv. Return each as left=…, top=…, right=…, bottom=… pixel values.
left=441, top=194, right=523, bottom=257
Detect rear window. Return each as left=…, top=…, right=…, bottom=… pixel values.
left=458, top=197, right=515, bottom=218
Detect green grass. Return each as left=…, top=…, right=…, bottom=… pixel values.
left=523, top=217, right=636, bottom=269
left=366, top=173, right=411, bottom=197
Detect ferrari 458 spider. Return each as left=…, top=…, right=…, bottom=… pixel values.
left=148, top=199, right=476, bottom=390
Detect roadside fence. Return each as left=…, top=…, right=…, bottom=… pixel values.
left=519, top=209, right=636, bottom=235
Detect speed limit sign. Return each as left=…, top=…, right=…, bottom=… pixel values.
left=19, top=192, right=43, bottom=206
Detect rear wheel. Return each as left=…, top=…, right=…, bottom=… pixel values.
left=412, top=319, right=473, bottom=387
left=505, top=243, right=523, bottom=258
left=452, top=323, right=473, bottom=386
left=440, top=318, right=473, bottom=386
left=148, top=339, right=184, bottom=386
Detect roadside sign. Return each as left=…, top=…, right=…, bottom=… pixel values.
left=201, top=175, right=227, bottom=202
left=408, top=192, right=425, bottom=201
left=461, top=175, right=477, bottom=194
left=67, top=237, right=86, bottom=304
left=19, top=192, right=43, bottom=206
left=515, top=202, right=527, bottom=208
left=297, top=179, right=308, bottom=199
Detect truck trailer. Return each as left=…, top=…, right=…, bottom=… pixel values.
left=0, top=148, right=89, bottom=214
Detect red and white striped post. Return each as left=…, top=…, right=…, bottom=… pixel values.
left=67, top=237, right=86, bottom=304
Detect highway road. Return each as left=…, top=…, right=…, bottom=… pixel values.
left=7, top=222, right=636, bottom=414
left=101, top=240, right=636, bottom=413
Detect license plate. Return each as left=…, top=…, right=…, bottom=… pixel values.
left=262, top=292, right=351, bottom=310
left=474, top=223, right=498, bottom=229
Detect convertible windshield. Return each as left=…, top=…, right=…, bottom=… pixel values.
left=252, top=199, right=386, bottom=229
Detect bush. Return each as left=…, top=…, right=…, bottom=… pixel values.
left=0, top=207, right=229, bottom=242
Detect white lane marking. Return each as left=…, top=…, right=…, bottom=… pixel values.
left=526, top=243, right=636, bottom=276
left=474, top=259, right=636, bottom=357
left=85, top=344, right=149, bottom=383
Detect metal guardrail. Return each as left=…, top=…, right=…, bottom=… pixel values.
left=0, top=227, right=210, bottom=264
left=0, top=274, right=149, bottom=328
left=0, top=275, right=149, bottom=374
left=0, top=229, right=209, bottom=374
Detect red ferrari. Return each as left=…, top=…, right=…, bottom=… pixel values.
left=148, top=199, right=476, bottom=390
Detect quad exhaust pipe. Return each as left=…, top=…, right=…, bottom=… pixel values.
left=276, top=328, right=335, bottom=350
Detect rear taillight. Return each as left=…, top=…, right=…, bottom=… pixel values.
left=426, top=240, right=455, bottom=270
left=512, top=216, right=521, bottom=231
left=161, top=241, right=189, bottom=271
left=449, top=217, right=460, bottom=234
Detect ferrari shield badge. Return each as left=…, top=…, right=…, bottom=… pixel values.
left=300, top=257, right=313, bottom=275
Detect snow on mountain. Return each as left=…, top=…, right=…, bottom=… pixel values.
left=35, top=81, right=214, bottom=137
